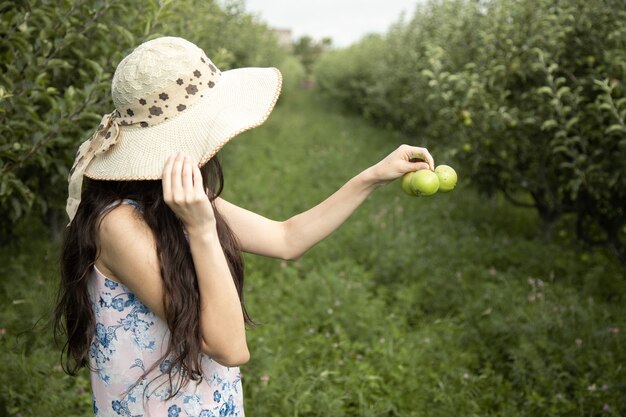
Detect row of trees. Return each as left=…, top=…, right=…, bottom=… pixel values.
left=0, top=0, right=288, bottom=241
left=315, top=0, right=626, bottom=263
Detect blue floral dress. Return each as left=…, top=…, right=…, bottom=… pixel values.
left=88, top=199, right=244, bottom=417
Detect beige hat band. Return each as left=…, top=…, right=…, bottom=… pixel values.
left=66, top=112, right=121, bottom=223
left=117, top=56, right=222, bottom=128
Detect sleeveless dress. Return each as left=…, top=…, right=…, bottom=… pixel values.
left=88, top=199, right=244, bottom=417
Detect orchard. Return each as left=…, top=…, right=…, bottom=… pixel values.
left=316, top=0, right=626, bottom=265
left=0, top=0, right=291, bottom=241
left=1, top=1, right=625, bottom=416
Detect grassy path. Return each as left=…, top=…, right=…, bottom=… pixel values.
left=219, top=91, right=625, bottom=416
left=0, top=90, right=624, bottom=416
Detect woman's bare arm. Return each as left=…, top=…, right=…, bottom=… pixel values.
left=162, top=152, right=249, bottom=366
left=217, top=144, right=435, bottom=260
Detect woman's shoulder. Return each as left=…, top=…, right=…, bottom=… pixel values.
left=95, top=200, right=167, bottom=320
left=96, top=200, right=154, bottom=279
left=98, top=200, right=145, bottom=234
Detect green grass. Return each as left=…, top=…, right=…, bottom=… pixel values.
left=1, top=89, right=625, bottom=416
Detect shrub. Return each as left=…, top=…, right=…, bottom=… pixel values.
left=0, top=0, right=284, bottom=241
left=276, top=55, right=306, bottom=101
left=314, top=0, right=626, bottom=264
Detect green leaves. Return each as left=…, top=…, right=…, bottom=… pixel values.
left=605, top=124, right=626, bottom=135
left=0, top=171, right=35, bottom=222
left=315, top=0, right=626, bottom=263
left=0, top=0, right=284, bottom=238
left=536, top=86, right=554, bottom=96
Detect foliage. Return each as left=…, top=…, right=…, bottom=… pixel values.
left=0, top=0, right=284, bottom=242
left=0, top=217, right=92, bottom=416
left=1, top=90, right=624, bottom=416
left=292, top=35, right=333, bottom=77
left=275, top=55, right=306, bottom=102
left=315, top=0, right=626, bottom=264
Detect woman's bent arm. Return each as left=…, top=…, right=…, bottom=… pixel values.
left=186, top=223, right=249, bottom=366
left=162, top=152, right=249, bottom=366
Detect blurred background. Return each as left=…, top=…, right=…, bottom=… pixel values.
left=1, top=0, right=625, bottom=415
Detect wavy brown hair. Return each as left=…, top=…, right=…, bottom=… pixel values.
left=54, top=155, right=251, bottom=399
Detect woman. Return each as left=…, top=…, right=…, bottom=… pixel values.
left=55, top=36, right=434, bottom=416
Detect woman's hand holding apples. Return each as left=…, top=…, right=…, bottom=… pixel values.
left=367, top=144, right=435, bottom=187
left=364, top=144, right=457, bottom=197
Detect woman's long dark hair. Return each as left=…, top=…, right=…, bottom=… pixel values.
left=54, top=155, right=251, bottom=399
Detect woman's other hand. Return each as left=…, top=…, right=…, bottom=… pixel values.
left=367, top=144, right=435, bottom=187
left=162, top=152, right=215, bottom=232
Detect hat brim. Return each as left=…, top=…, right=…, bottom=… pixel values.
left=84, top=67, right=282, bottom=180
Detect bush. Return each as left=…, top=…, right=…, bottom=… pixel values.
left=0, top=0, right=284, bottom=242
left=314, top=0, right=626, bottom=264
left=276, top=55, right=306, bottom=101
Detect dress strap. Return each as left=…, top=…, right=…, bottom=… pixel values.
left=101, top=199, right=143, bottom=214
left=121, top=198, right=142, bottom=212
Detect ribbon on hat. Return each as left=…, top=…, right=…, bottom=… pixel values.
left=66, top=112, right=121, bottom=226
left=65, top=47, right=223, bottom=226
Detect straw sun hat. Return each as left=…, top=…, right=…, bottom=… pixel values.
left=66, top=36, right=282, bottom=224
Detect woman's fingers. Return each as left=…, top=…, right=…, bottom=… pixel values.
left=182, top=155, right=194, bottom=196
left=171, top=152, right=185, bottom=200
left=163, top=152, right=205, bottom=202
left=162, top=153, right=176, bottom=201
left=412, top=161, right=430, bottom=171
left=192, top=161, right=205, bottom=196
left=409, top=146, right=435, bottom=171
left=161, top=152, right=214, bottom=229
left=163, top=152, right=193, bottom=203
left=423, top=150, right=435, bottom=171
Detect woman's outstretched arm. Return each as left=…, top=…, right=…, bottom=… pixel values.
left=216, top=144, right=434, bottom=260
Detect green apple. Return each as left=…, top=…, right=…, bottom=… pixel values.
left=409, top=170, right=439, bottom=196
left=461, top=110, right=472, bottom=126
left=401, top=172, right=417, bottom=196
left=435, top=165, right=457, bottom=192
